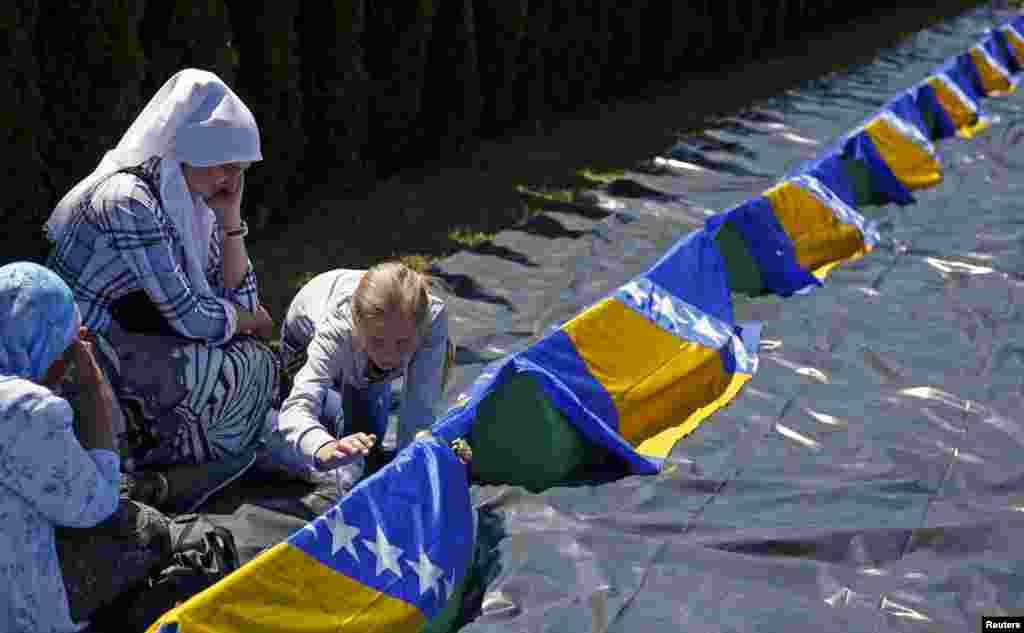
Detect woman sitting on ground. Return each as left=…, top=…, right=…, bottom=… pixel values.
left=271, top=262, right=453, bottom=494
left=44, top=68, right=279, bottom=513
left=0, top=262, right=123, bottom=633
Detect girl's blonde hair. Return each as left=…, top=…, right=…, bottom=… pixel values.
left=352, top=261, right=446, bottom=336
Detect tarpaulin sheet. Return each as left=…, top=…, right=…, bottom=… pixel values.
left=167, top=3, right=1024, bottom=631
left=441, top=4, right=1024, bottom=631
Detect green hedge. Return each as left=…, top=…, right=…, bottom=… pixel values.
left=3, top=0, right=898, bottom=262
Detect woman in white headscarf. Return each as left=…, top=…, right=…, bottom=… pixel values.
left=45, top=69, right=280, bottom=513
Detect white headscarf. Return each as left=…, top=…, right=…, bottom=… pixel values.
left=46, top=68, right=263, bottom=299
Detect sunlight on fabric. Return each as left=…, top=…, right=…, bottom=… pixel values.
left=924, top=256, right=995, bottom=275
left=856, top=286, right=882, bottom=298
left=796, top=367, right=830, bottom=384
left=825, top=587, right=855, bottom=608
left=920, top=408, right=966, bottom=435
left=780, top=131, right=821, bottom=146
left=804, top=408, right=847, bottom=427
left=768, top=356, right=831, bottom=384
left=775, top=423, right=821, bottom=449
left=900, top=386, right=973, bottom=412
left=964, top=251, right=997, bottom=261
left=653, top=156, right=709, bottom=173
left=480, top=591, right=517, bottom=617
left=880, top=596, right=932, bottom=623
left=956, top=450, right=984, bottom=465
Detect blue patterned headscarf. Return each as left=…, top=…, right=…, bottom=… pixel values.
left=0, top=262, right=81, bottom=382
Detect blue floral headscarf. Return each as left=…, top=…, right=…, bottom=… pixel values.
left=0, top=262, right=81, bottom=382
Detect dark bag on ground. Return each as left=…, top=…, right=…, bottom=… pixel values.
left=88, top=513, right=241, bottom=633
left=56, top=500, right=172, bottom=624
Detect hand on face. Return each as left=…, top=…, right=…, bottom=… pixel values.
left=205, top=170, right=244, bottom=221
left=182, top=162, right=248, bottom=221
left=69, top=327, right=103, bottom=386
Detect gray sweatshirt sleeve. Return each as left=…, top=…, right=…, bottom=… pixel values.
left=277, top=317, right=349, bottom=468
left=396, top=302, right=449, bottom=450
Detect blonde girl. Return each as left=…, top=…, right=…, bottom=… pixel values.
left=272, top=262, right=453, bottom=478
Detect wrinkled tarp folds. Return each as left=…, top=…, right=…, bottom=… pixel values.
left=446, top=4, right=1024, bottom=631
left=145, top=3, right=1024, bottom=632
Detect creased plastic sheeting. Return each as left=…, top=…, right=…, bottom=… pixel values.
left=147, top=439, right=475, bottom=633
left=449, top=7, right=1024, bottom=632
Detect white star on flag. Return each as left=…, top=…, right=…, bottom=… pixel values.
left=693, top=314, right=726, bottom=347
left=405, top=547, right=444, bottom=597
left=654, top=294, right=683, bottom=332
left=364, top=526, right=404, bottom=578
left=326, top=509, right=361, bottom=562
left=442, top=571, right=457, bottom=601
left=622, top=282, right=649, bottom=308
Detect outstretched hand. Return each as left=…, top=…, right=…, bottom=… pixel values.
left=315, top=433, right=377, bottom=471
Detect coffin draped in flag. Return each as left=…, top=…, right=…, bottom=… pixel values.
left=970, top=32, right=1019, bottom=95
left=907, top=81, right=961, bottom=141
left=709, top=171, right=880, bottom=299
left=147, top=438, right=476, bottom=633
left=432, top=228, right=758, bottom=487
left=926, top=54, right=993, bottom=138
left=840, top=109, right=943, bottom=206
left=999, top=20, right=1024, bottom=68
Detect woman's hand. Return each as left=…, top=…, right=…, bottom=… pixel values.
left=238, top=304, right=275, bottom=340
left=253, top=304, right=275, bottom=340
left=70, top=327, right=105, bottom=387
left=315, top=433, right=377, bottom=471
left=71, top=327, right=120, bottom=452
left=207, top=171, right=244, bottom=225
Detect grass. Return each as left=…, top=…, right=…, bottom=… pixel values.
left=516, top=167, right=627, bottom=207
left=447, top=228, right=498, bottom=248
left=288, top=270, right=319, bottom=291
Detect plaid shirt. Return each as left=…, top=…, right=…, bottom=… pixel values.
left=47, top=157, right=259, bottom=346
